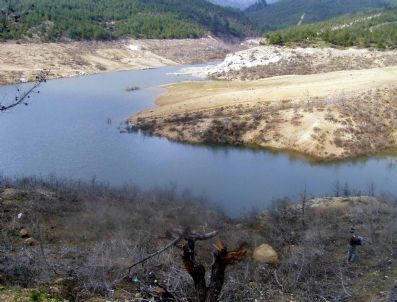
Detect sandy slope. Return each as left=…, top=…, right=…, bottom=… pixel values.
left=130, top=66, right=397, bottom=160
left=0, top=41, right=176, bottom=84
left=0, top=38, right=252, bottom=85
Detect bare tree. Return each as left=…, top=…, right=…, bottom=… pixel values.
left=181, top=237, right=246, bottom=302
left=0, top=69, right=49, bottom=112
left=127, top=229, right=247, bottom=302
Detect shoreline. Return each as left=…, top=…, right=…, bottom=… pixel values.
left=0, top=40, right=174, bottom=85
left=130, top=66, right=397, bottom=161
left=0, top=38, right=254, bottom=85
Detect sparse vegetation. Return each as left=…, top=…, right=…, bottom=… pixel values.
left=1, top=177, right=396, bottom=301
left=126, top=85, right=139, bottom=92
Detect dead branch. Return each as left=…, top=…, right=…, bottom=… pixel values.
left=336, top=265, right=352, bottom=299
left=0, top=69, right=49, bottom=112
left=127, top=234, right=183, bottom=274
left=273, top=270, right=284, bottom=291
left=35, top=220, right=61, bottom=276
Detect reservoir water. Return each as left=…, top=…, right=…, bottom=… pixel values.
left=1, top=65, right=396, bottom=215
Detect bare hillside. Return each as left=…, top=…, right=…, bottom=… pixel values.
left=0, top=38, right=252, bottom=85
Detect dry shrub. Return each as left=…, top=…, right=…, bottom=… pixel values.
left=1, top=177, right=396, bottom=301
left=0, top=176, right=228, bottom=299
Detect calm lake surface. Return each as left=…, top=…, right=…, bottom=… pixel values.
left=1, top=65, right=396, bottom=216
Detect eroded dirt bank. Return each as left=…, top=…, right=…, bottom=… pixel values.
left=0, top=38, right=255, bottom=85
left=130, top=66, right=397, bottom=161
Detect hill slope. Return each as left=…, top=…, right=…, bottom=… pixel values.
left=0, top=0, right=254, bottom=41
left=247, top=0, right=395, bottom=31
left=265, top=8, right=397, bottom=49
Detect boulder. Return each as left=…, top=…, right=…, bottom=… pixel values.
left=24, top=237, right=37, bottom=246
left=253, top=244, right=279, bottom=266
left=19, top=228, right=29, bottom=238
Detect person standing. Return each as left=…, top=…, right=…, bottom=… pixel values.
left=347, top=227, right=363, bottom=263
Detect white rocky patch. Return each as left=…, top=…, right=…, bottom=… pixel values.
left=127, top=44, right=140, bottom=51
left=177, top=45, right=380, bottom=79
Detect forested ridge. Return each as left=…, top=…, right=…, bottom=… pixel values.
left=1, top=0, right=397, bottom=44
left=248, top=0, right=396, bottom=31
left=0, top=0, right=254, bottom=41
left=265, top=7, right=397, bottom=49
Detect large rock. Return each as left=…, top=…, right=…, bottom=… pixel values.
left=253, top=244, right=279, bottom=266
left=19, top=228, right=29, bottom=238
